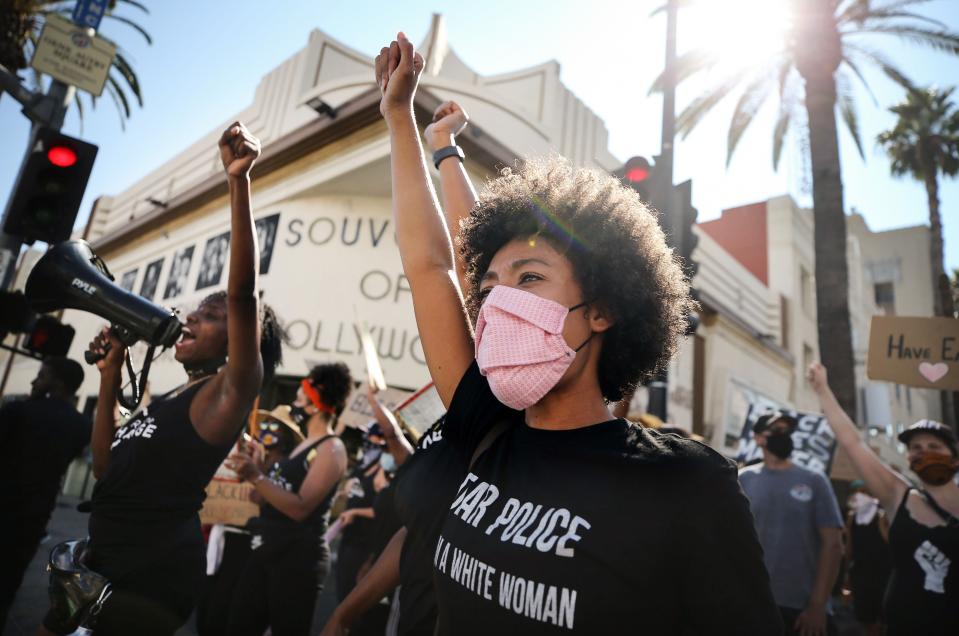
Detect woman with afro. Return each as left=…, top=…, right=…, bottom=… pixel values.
left=369, top=33, right=781, bottom=634
left=226, top=362, right=353, bottom=635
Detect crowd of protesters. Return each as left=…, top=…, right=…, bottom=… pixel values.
left=1, top=30, right=958, bottom=636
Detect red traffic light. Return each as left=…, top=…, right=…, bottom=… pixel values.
left=47, top=146, right=78, bottom=168
left=626, top=166, right=649, bottom=183
left=623, top=156, right=652, bottom=184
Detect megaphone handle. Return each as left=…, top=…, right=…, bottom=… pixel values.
left=84, top=342, right=111, bottom=365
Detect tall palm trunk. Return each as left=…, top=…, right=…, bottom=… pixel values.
left=797, top=0, right=858, bottom=421
left=804, top=72, right=858, bottom=421
left=921, top=162, right=957, bottom=428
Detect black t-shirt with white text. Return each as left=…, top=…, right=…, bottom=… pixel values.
left=433, top=362, right=782, bottom=635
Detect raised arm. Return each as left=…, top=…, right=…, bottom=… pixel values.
left=193, top=123, right=264, bottom=444
left=368, top=385, right=413, bottom=466
left=86, top=327, right=126, bottom=478
left=424, top=100, right=478, bottom=292
left=808, top=362, right=909, bottom=515
left=376, top=34, right=474, bottom=407
left=228, top=438, right=347, bottom=522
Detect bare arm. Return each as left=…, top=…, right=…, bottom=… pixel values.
left=86, top=327, right=126, bottom=478
left=368, top=386, right=413, bottom=466
left=193, top=123, right=264, bottom=445
left=377, top=34, right=474, bottom=407
left=322, top=528, right=406, bottom=635
left=424, top=100, right=478, bottom=292
left=793, top=526, right=843, bottom=635
left=808, top=362, right=909, bottom=516
left=229, top=440, right=347, bottom=522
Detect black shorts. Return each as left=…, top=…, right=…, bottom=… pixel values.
left=850, top=570, right=888, bottom=624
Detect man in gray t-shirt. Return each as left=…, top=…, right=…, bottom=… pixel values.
left=739, top=410, right=844, bottom=636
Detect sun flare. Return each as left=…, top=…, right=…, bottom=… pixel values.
left=680, top=0, right=792, bottom=72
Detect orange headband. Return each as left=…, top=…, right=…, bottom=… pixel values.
left=301, top=379, right=336, bottom=414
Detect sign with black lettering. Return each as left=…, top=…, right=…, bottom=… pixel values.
left=199, top=478, right=259, bottom=526
left=735, top=405, right=837, bottom=474
left=867, top=315, right=959, bottom=391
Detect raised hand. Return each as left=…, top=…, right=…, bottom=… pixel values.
left=226, top=449, right=261, bottom=482
left=806, top=362, right=829, bottom=395
left=88, top=326, right=126, bottom=373
left=424, top=100, right=469, bottom=151
left=374, top=32, right=425, bottom=121
left=218, top=121, right=261, bottom=179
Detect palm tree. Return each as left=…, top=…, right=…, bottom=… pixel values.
left=0, top=0, right=152, bottom=127
left=879, top=86, right=959, bottom=427
left=652, top=0, right=959, bottom=421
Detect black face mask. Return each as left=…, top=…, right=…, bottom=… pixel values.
left=289, top=405, right=311, bottom=437
left=765, top=431, right=794, bottom=459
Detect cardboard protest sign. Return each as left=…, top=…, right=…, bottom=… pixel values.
left=867, top=316, right=959, bottom=391
left=338, top=384, right=413, bottom=430
left=395, top=382, right=446, bottom=436
left=736, top=404, right=838, bottom=475
left=199, top=479, right=258, bottom=526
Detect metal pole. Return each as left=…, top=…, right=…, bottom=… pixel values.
left=648, top=0, right=678, bottom=423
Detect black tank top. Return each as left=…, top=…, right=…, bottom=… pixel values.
left=849, top=514, right=890, bottom=577
left=258, top=435, right=337, bottom=537
left=884, top=488, right=959, bottom=635
left=90, top=379, right=236, bottom=538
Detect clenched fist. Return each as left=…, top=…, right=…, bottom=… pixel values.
left=424, top=100, right=469, bottom=151
left=374, top=32, right=424, bottom=121
left=219, top=121, right=261, bottom=179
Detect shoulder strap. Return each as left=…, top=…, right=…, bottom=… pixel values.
left=920, top=489, right=959, bottom=527
left=469, top=420, right=510, bottom=472
left=301, top=434, right=337, bottom=466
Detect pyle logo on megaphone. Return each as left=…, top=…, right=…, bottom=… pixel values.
left=71, top=277, right=97, bottom=295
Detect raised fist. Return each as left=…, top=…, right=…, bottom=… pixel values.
left=375, top=32, right=425, bottom=120
left=219, top=121, right=261, bottom=179
left=88, top=326, right=126, bottom=373
left=915, top=540, right=950, bottom=594
left=806, top=362, right=829, bottom=394
left=424, top=100, right=469, bottom=151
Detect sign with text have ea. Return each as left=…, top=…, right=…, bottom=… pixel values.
left=867, top=316, right=959, bottom=390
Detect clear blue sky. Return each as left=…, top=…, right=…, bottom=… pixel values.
left=2, top=0, right=958, bottom=271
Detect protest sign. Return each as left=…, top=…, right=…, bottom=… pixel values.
left=735, top=404, right=837, bottom=475
left=338, top=384, right=413, bottom=430
left=395, top=382, right=446, bottom=436
left=867, top=315, right=959, bottom=391
left=199, top=478, right=258, bottom=526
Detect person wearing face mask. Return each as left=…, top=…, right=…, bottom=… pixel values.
left=739, top=411, right=845, bottom=636
left=225, top=362, right=352, bottom=636
left=373, top=33, right=780, bottom=635
left=0, top=357, right=90, bottom=630
left=843, top=480, right=890, bottom=636
left=808, top=362, right=959, bottom=635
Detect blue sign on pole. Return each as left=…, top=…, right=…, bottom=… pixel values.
left=71, top=0, right=108, bottom=31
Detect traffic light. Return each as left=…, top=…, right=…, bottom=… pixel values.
left=3, top=127, right=98, bottom=244
left=616, top=156, right=657, bottom=205
left=671, top=180, right=699, bottom=284
left=24, top=315, right=75, bottom=357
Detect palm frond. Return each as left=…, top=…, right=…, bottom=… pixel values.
left=648, top=47, right=722, bottom=95
left=839, top=54, right=879, bottom=106
left=104, top=80, right=128, bottom=131
left=839, top=6, right=946, bottom=30
left=843, top=43, right=915, bottom=89
left=649, top=0, right=698, bottom=17
left=102, top=13, right=152, bottom=44
left=675, top=73, right=748, bottom=138
left=726, top=67, right=779, bottom=166
left=111, top=50, right=143, bottom=106
left=836, top=72, right=865, bottom=159
left=106, top=72, right=131, bottom=119
left=852, top=25, right=959, bottom=54
left=116, top=0, right=150, bottom=13
left=772, top=99, right=793, bottom=171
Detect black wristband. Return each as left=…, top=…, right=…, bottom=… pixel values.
left=433, top=145, right=465, bottom=169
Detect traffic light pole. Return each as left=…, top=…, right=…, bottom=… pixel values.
left=0, top=75, right=76, bottom=289
left=647, top=0, right=679, bottom=423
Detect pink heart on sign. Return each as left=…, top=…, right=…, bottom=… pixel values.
left=919, top=362, right=949, bottom=383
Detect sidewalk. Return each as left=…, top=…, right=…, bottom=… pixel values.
left=4, top=495, right=338, bottom=636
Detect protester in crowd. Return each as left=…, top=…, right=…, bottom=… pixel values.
left=808, top=362, right=959, bottom=635
left=844, top=479, right=890, bottom=636
left=368, top=383, right=414, bottom=467
left=323, top=98, right=487, bottom=636
left=739, top=410, right=844, bottom=636
left=371, top=32, right=780, bottom=634
left=39, top=122, right=284, bottom=636
left=196, top=406, right=304, bottom=636
left=225, top=363, right=352, bottom=636
left=0, top=358, right=91, bottom=629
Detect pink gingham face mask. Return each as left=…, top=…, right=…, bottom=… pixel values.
left=474, top=285, right=591, bottom=410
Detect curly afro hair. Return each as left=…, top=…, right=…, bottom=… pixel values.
left=201, top=291, right=287, bottom=381
left=459, top=156, right=695, bottom=401
left=307, top=362, right=354, bottom=416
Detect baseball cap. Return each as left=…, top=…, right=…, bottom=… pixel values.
left=897, top=419, right=958, bottom=454
left=752, top=410, right=798, bottom=435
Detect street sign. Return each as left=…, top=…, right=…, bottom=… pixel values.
left=72, top=0, right=109, bottom=30
left=30, top=14, right=116, bottom=96
left=867, top=315, right=959, bottom=391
